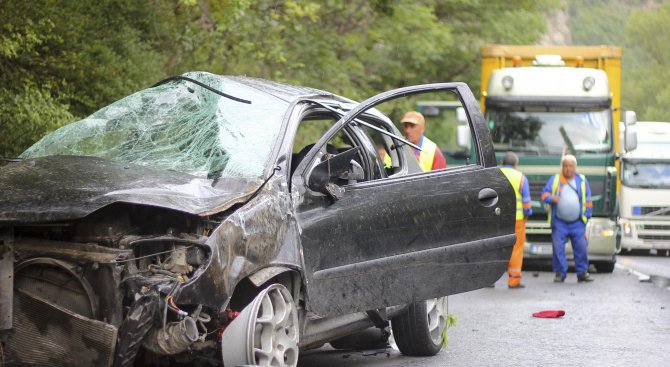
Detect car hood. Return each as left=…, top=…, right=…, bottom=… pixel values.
left=0, top=156, right=261, bottom=223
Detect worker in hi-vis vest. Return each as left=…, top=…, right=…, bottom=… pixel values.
left=400, top=111, right=447, bottom=171
left=500, top=152, right=532, bottom=289
left=541, top=154, right=594, bottom=283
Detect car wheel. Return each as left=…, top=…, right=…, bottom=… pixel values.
left=391, top=296, right=447, bottom=356
left=594, top=260, right=616, bottom=273
left=221, top=284, right=299, bottom=367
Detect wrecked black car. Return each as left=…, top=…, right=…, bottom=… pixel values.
left=0, top=72, right=516, bottom=366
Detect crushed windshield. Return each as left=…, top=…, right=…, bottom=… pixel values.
left=622, top=161, right=670, bottom=189
left=487, top=108, right=611, bottom=154
left=20, top=72, right=288, bottom=179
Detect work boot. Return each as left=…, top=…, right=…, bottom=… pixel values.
left=508, top=284, right=525, bottom=289
left=577, top=273, right=594, bottom=282
left=553, top=273, right=565, bottom=283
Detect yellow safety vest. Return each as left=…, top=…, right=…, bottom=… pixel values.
left=548, top=173, right=587, bottom=225
left=500, top=167, right=524, bottom=220
left=383, top=153, right=392, bottom=168
left=418, top=137, right=438, bottom=172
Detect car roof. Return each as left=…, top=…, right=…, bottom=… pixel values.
left=223, top=75, right=354, bottom=105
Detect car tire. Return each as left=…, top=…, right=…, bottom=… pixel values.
left=220, top=284, right=299, bottom=367
left=391, top=296, right=447, bottom=357
left=594, top=260, right=616, bottom=273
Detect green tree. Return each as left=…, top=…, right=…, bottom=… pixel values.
left=1, top=0, right=553, bottom=156
left=0, top=0, right=178, bottom=156
left=624, top=1, right=670, bottom=120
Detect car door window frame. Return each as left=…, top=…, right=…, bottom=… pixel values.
left=299, top=83, right=496, bottom=175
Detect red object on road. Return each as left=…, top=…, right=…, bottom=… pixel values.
left=532, top=310, right=566, bottom=318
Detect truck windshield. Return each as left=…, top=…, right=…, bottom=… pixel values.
left=486, top=108, right=611, bottom=154
left=622, top=161, right=670, bottom=189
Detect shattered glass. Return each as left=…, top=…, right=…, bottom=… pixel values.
left=21, top=72, right=289, bottom=179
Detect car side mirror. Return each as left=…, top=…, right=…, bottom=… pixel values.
left=308, top=147, right=362, bottom=201
left=624, top=110, right=637, bottom=152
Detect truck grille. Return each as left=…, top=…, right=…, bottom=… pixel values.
left=639, top=234, right=670, bottom=241
left=642, top=224, right=670, bottom=231
left=636, top=206, right=670, bottom=216
left=529, top=181, right=546, bottom=203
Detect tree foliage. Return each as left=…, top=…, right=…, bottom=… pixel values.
left=564, top=0, right=667, bottom=120
left=1, top=0, right=552, bottom=156
left=623, top=1, right=670, bottom=120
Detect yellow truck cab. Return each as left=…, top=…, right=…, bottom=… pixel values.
left=481, top=45, right=623, bottom=272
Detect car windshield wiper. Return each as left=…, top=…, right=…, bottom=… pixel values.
left=306, top=100, right=422, bottom=151
left=1, top=157, right=23, bottom=162
left=151, top=76, right=252, bottom=104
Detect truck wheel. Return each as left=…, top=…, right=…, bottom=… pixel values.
left=594, top=260, right=616, bottom=273
left=221, top=284, right=299, bottom=367
left=391, top=296, right=447, bottom=356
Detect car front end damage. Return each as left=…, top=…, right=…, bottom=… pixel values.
left=0, top=156, right=300, bottom=367
left=1, top=202, right=224, bottom=366
left=0, top=72, right=308, bottom=366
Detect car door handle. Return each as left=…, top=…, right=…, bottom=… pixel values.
left=478, top=188, right=499, bottom=207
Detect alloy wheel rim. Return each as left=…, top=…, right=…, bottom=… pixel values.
left=426, top=296, right=448, bottom=345
left=250, top=285, right=299, bottom=366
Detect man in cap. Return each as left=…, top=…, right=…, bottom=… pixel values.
left=400, top=111, right=447, bottom=171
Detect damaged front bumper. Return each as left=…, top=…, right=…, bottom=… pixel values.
left=1, top=228, right=224, bottom=367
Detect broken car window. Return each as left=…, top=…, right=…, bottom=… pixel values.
left=20, top=72, right=289, bottom=179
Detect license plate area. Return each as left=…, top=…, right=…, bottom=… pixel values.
left=529, top=243, right=552, bottom=255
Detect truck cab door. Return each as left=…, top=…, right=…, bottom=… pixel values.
left=293, top=83, right=516, bottom=317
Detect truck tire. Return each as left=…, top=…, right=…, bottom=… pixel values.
left=594, top=260, right=616, bottom=273
left=391, top=297, right=447, bottom=356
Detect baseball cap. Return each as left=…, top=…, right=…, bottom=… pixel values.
left=400, top=111, right=425, bottom=126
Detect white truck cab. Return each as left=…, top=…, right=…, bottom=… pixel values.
left=619, top=120, right=670, bottom=254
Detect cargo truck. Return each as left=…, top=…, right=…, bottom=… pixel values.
left=619, top=120, right=670, bottom=254
left=480, top=45, right=623, bottom=272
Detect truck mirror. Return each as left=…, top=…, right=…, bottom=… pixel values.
left=624, top=111, right=637, bottom=152
left=624, top=125, right=637, bottom=152
left=624, top=110, right=637, bottom=126
left=456, top=107, right=467, bottom=123
left=422, top=106, right=440, bottom=117
left=457, top=125, right=471, bottom=149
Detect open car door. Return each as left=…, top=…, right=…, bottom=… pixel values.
left=294, top=83, right=516, bottom=317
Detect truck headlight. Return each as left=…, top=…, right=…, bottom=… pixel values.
left=592, top=222, right=615, bottom=238
left=622, top=222, right=632, bottom=237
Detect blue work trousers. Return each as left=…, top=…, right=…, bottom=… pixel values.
left=551, top=218, right=589, bottom=277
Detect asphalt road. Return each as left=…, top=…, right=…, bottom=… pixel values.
left=298, top=262, right=670, bottom=367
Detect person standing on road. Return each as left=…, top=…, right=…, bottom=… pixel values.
left=541, top=154, right=594, bottom=283
left=400, top=111, right=447, bottom=171
left=500, top=152, right=532, bottom=289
